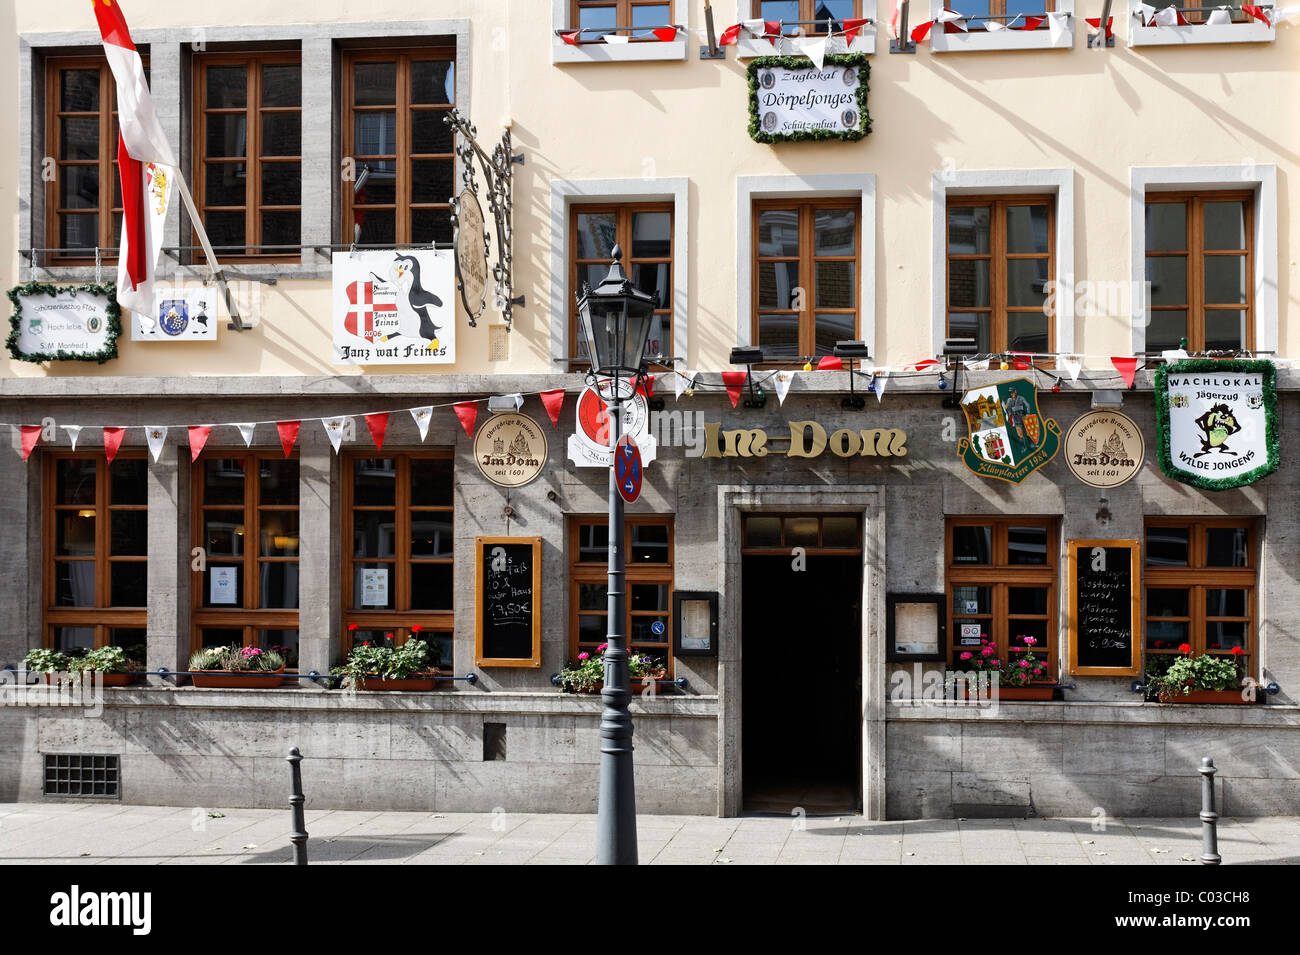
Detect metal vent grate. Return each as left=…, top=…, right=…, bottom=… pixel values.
left=43, top=754, right=120, bottom=798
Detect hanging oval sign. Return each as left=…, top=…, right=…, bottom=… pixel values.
left=615, top=434, right=643, bottom=504
left=1064, top=410, right=1145, bottom=489
left=453, top=188, right=488, bottom=325
left=473, top=411, right=548, bottom=488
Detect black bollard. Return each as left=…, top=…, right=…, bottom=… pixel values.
left=1198, top=756, right=1220, bottom=865
left=287, top=746, right=309, bottom=865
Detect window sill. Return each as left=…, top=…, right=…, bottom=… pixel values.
left=23, top=260, right=331, bottom=284
left=735, top=31, right=878, bottom=57
left=1128, top=19, right=1275, bottom=45
left=552, top=37, right=688, bottom=63
left=931, top=25, right=1072, bottom=51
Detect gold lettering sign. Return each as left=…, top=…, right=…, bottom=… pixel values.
left=701, top=420, right=908, bottom=459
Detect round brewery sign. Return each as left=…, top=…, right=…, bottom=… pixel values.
left=473, top=412, right=548, bottom=488
left=453, top=188, right=488, bottom=324
left=1064, top=410, right=1145, bottom=488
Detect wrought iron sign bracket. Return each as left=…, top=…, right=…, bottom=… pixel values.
left=445, top=108, right=524, bottom=330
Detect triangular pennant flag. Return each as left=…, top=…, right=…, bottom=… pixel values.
left=540, top=389, right=565, bottom=426
left=19, top=425, right=41, bottom=462
left=764, top=19, right=782, bottom=43
left=1111, top=356, right=1140, bottom=388
left=1019, top=14, right=1046, bottom=29
left=410, top=407, right=433, bottom=442
left=561, top=31, right=580, bottom=45
left=719, top=23, right=743, bottom=45
left=873, top=372, right=889, bottom=403
left=1085, top=15, right=1115, bottom=36
left=842, top=16, right=869, bottom=42
left=62, top=425, right=82, bottom=450
left=188, top=425, right=211, bottom=462
left=742, top=17, right=765, bottom=34
left=1009, top=351, right=1034, bottom=370
left=773, top=370, right=795, bottom=406
left=364, top=413, right=390, bottom=452
left=1047, top=10, right=1069, bottom=41
left=276, top=420, right=300, bottom=458
left=453, top=401, right=478, bottom=438
left=720, top=371, right=748, bottom=409
left=673, top=369, right=693, bottom=400
left=1152, top=5, right=1187, bottom=25
left=322, top=416, right=351, bottom=453
left=909, top=358, right=942, bottom=372
left=936, top=9, right=965, bottom=22
left=495, top=393, right=524, bottom=412
left=1205, top=6, right=1232, bottom=24
left=145, top=426, right=168, bottom=463
left=1241, top=4, right=1271, bottom=23
left=986, top=19, right=1009, bottom=30
left=794, top=34, right=828, bottom=69
left=1061, top=356, right=1082, bottom=382
left=911, top=19, right=935, bottom=41
left=236, top=423, right=256, bottom=447
left=817, top=355, right=843, bottom=371
left=1135, top=2, right=1157, bottom=23
left=604, top=34, right=631, bottom=44
left=652, top=26, right=678, bottom=41
left=1161, top=348, right=1190, bottom=362
left=103, top=427, right=125, bottom=464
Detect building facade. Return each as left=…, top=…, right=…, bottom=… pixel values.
left=1, top=0, right=1298, bottom=818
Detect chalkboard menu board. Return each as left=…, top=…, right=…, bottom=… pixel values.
left=1068, top=539, right=1140, bottom=676
left=475, top=537, right=542, bottom=667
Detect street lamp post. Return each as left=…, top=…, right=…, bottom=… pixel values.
left=575, top=244, right=659, bottom=866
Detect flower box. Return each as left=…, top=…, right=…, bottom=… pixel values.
left=44, top=671, right=145, bottom=687
left=355, top=670, right=447, bottom=691
left=1158, top=689, right=1262, bottom=705
left=964, top=685, right=1056, bottom=701
left=191, top=667, right=287, bottom=689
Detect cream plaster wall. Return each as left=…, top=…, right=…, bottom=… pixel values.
left=3, top=1, right=1297, bottom=378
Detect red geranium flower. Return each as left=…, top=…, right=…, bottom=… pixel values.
left=411, top=624, right=424, bottom=633
left=1178, top=643, right=1192, bottom=655
left=347, top=623, right=358, bottom=631
left=1231, top=646, right=1245, bottom=656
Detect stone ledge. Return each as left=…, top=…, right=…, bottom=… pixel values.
left=887, top=699, right=1300, bottom=727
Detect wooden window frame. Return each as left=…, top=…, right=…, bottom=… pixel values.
left=569, top=515, right=675, bottom=673
left=752, top=1, right=864, bottom=34
left=1144, top=517, right=1257, bottom=673
left=340, top=48, right=456, bottom=248
left=44, top=55, right=146, bottom=263
left=568, top=201, right=674, bottom=370
left=340, top=451, right=455, bottom=657
left=192, top=51, right=302, bottom=262
left=945, top=517, right=1058, bottom=679
left=751, top=197, right=861, bottom=362
left=945, top=194, right=1055, bottom=358
left=954, top=0, right=1057, bottom=30
left=43, top=451, right=148, bottom=649
left=190, top=450, right=300, bottom=654
left=1144, top=190, right=1254, bottom=354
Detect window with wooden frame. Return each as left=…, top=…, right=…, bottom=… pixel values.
left=341, top=49, right=455, bottom=248
left=573, top=1, right=676, bottom=40
left=44, top=55, right=148, bottom=262
left=946, top=195, right=1054, bottom=357
left=193, top=51, right=301, bottom=259
left=946, top=517, right=1057, bottom=680
left=43, top=453, right=148, bottom=654
left=753, top=1, right=863, bottom=34
left=341, top=452, right=454, bottom=668
left=191, top=453, right=300, bottom=664
left=570, top=202, right=673, bottom=367
left=753, top=198, right=860, bottom=361
left=570, top=516, right=674, bottom=671
left=1144, top=519, right=1256, bottom=676
left=935, top=0, right=1056, bottom=31
left=1144, top=191, right=1253, bottom=354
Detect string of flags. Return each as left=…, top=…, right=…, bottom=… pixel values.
left=905, top=9, right=1070, bottom=43
left=718, top=17, right=872, bottom=67
left=560, top=25, right=682, bottom=44
left=8, top=351, right=1289, bottom=461
left=1130, top=0, right=1297, bottom=25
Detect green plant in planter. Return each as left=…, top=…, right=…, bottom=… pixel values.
left=70, top=646, right=142, bottom=675
left=23, top=648, right=71, bottom=674
left=558, top=644, right=666, bottom=692
left=1146, top=644, right=1244, bottom=700
left=333, top=633, right=438, bottom=689
left=189, top=645, right=286, bottom=673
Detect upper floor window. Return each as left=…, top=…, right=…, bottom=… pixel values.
left=45, top=55, right=147, bottom=262
left=574, top=1, right=676, bottom=40
left=941, top=0, right=1054, bottom=30
left=570, top=202, right=673, bottom=367
left=755, top=1, right=863, bottom=33
left=946, top=195, right=1054, bottom=356
left=44, top=454, right=148, bottom=653
left=342, top=49, right=455, bottom=248
left=193, top=52, right=302, bottom=259
left=753, top=198, right=860, bottom=361
left=1144, top=191, right=1253, bottom=354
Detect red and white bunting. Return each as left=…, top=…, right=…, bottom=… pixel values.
left=364, top=412, right=390, bottom=451
left=910, top=20, right=935, bottom=42
left=235, top=423, right=256, bottom=447
left=276, top=420, right=300, bottom=458
left=145, top=426, right=168, bottom=462
left=19, top=425, right=41, bottom=462
left=817, top=355, right=844, bottom=371
left=1085, top=15, right=1115, bottom=37
left=1111, top=356, right=1140, bottom=388
left=720, top=371, right=748, bottom=409
left=62, top=425, right=83, bottom=451
left=453, top=401, right=478, bottom=438
left=188, top=425, right=211, bottom=462
left=674, top=369, right=695, bottom=400
left=539, top=389, right=566, bottom=426
left=322, top=416, right=351, bottom=453
left=410, top=407, right=433, bottom=442
left=103, top=427, right=126, bottom=464
left=772, top=370, right=796, bottom=406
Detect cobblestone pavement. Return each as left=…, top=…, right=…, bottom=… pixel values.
left=1, top=803, right=1298, bottom=864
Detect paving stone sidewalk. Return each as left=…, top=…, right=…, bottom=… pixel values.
left=1, top=803, right=1298, bottom=864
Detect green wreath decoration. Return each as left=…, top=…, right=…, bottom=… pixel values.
left=6, top=281, right=121, bottom=364
left=748, top=54, right=871, bottom=144
left=1154, top=358, right=1279, bottom=491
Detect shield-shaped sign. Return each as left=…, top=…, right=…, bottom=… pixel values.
left=956, top=377, right=1061, bottom=484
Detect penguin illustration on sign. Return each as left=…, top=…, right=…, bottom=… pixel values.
left=381, top=254, right=444, bottom=351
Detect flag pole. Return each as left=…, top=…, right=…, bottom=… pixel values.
left=172, top=172, right=244, bottom=331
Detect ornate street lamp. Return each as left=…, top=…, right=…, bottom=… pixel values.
left=575, top=244, right=658, bottom=866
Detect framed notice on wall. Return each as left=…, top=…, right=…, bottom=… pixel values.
left=475, top=536, right=542, bottom=667
left=1067, top=539, right=1141, bottom=676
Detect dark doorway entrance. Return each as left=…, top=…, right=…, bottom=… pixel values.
left=741, top=514, right=862, bottom=815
